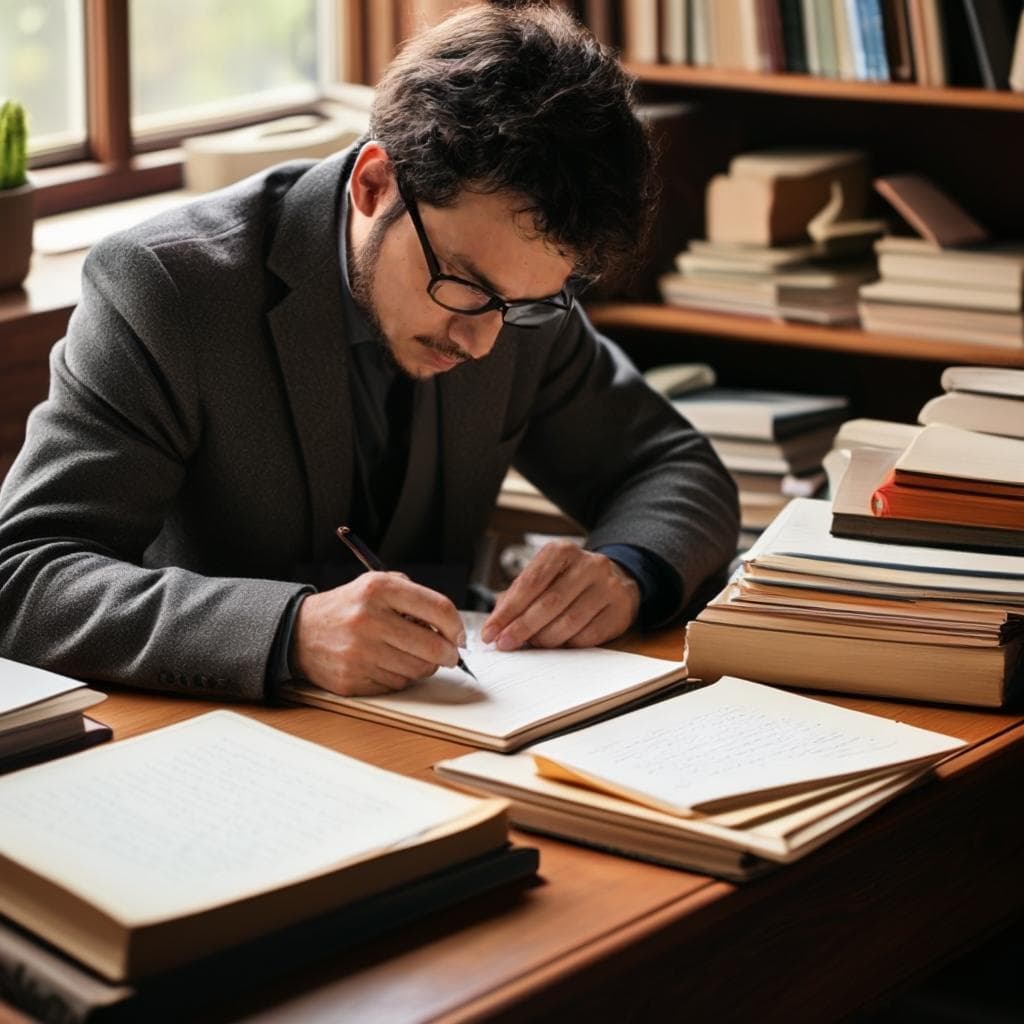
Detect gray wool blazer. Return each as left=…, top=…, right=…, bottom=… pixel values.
left=0, top=145, right=739, bottom=701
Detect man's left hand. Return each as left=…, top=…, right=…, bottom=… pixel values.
left=480, top=541, right=641, bottom=651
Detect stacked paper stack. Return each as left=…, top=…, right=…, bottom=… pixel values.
left=659, top=148, right=883, bottom=325
left=829, top=366, right=1024, bottom=553
left=685, top=498, right=1024, bottom=708
left=437, top=675, right=965, bottom=881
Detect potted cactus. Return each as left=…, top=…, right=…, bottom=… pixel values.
left=0, top=99, right=34, bottom=289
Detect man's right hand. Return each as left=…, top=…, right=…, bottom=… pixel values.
left=290, top=573, right=465, bottom=696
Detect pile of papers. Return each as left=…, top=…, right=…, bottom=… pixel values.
left=437, top=676, right=965, bottom=880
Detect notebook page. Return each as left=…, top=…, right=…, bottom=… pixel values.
left=0, top=711, right=486, bottom=924
left=530, top=677, right=964, bottom=815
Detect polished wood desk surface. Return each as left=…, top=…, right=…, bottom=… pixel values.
left=27, top=631, right=1024, bottom=1022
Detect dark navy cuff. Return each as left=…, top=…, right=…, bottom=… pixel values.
left=266, top=588, right=315, bottom=700
left=595, top=543, right=683, bottom=630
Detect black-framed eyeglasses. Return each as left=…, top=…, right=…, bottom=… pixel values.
left=396, top=177, right=576, bottom=330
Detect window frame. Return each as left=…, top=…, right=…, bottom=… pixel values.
left=30, top=0, right=367, bottom=217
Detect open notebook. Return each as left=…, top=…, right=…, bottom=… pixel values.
left=281, top=612, right=688, bottom=751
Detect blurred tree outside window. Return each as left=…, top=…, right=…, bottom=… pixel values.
left=0, top=0, right=86, bottom=156
left=130, top=0, right=322, bottom=138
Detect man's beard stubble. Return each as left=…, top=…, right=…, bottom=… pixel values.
left=348, top=206, right=472, bottom=378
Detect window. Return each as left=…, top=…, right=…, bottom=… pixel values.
left=0, top=0, right=87, bottom=158
left=129, top=0, right=324, bottom=142
left=6, top=0, right=471, bottom=214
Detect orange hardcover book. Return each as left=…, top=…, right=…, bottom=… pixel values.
left=871, top=470, right=1024, bottom=531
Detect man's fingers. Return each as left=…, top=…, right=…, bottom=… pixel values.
left=381, top=575, right=465, bottom=648
left=565, top=603, right=626, bottom=649
left=380, top=641, right=442, bottom=682
left=529, top=585, right=605, bottom=649
left=482, top=541, right=578, bottom=643
left=491, top=550, right=593, bottom=651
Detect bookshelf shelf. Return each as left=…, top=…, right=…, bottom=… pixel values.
left=587, top=303, right=1024, bottom=368
left=624, top=63, right=1024, bottom=112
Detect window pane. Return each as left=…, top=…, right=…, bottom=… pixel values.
left=129, top=0, right=320, bottom=136
left=0, top=0, right=86, bottom=155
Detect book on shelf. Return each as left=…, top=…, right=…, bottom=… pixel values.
left=0, top=658, right=109, bottom=773
left=660, top=273, right=860, bottom=325
left=963, top=0, right=1015, bottom=90
left=832, top=446, right=1024, bottom=553
left=675, top=252, right=877, bottom=288
left=860, top=279, right=1023, bottom=313
left=669, top=388, right=848, bottom=440
left=706, top=148, right=869, bottom=248
left=940, top=365, right=1024, bottom=400
left=0, top=711, right=511, bottom=983
left=435, top=675, right=964, bottom=880
left=281, top=612, right=688, bottom=751
left=1013, top=6, right=1024, bottom=92
left=858, top=300, right=1024, bottom=348
left=874, top=236, right=1024, bottom=291
left=881, top=0, right=915, bottom=81
left=685, top=498, right=1024, bottom=707
left=0, top=846, right=539, bottom=1024
left=874, top=174, right=989, bottom=249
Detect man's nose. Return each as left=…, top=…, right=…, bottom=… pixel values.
left=447, top=310, right=503, bottom=360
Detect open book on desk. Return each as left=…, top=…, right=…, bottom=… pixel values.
left=436, top=677, right=965, bottom=880
left=281, top=612, right=688, bottom=752
left=0, top=711, right=510, bottom=984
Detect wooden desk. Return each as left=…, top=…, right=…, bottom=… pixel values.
left=53, top=630, right=1023, bottom=1023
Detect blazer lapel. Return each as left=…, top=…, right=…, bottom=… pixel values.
left=266, top=147, right=360, bottom=561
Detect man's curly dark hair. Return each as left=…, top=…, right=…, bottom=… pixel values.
left=369, top=2, right=655, bottom=282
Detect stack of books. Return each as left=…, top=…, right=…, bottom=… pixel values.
left=660, top=149, right=882, bottom=325
left=436, top=674, right=965, bottom=881
left=0, top=711, right=537, bottom=1019
left=1, top=658, right=110, bottom=773
left=861, top=174, right=1024, bottom=349
left=685, top=498, right=1024, bottom=708
left=668, top=387, right=846, bottom=540
left=830, top=366, right=1024, bottom=552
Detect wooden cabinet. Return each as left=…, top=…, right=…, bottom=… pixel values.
left=587, top=63, right=1024, bottom=420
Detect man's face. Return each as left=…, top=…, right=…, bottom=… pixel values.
left=349, top=171, right=574, bottom=380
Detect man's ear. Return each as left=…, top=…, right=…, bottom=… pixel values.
left=349, top=143, right=395, bottom=217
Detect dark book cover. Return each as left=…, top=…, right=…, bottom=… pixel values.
left=779, top=0, right=809, bottom=72
left=963, top=0, right=1016, bottom=89
left=943, top=0, right=985, bottom=86
left=0, top=845, right=540, bottom=1024
left=0, top=716, right=112, bottom=776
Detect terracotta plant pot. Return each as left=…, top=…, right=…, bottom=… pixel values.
left=0, top=181, right=35, bottom=289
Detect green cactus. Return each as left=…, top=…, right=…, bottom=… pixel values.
left=0, top=100, right=29, bottom=191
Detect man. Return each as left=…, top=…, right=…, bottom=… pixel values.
left=0, top=4, right=738, bottom=700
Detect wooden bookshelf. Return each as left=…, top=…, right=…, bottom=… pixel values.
left=624, top=63, right=1024, bottom=112
left=588, top=304, right=1024, bottom=368
left=586, top=57, right=1024, bottom=412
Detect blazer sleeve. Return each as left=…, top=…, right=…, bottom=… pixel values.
left=512, top=306, right=739, bottom=617
left=0, top=237, right=305, bottom=700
